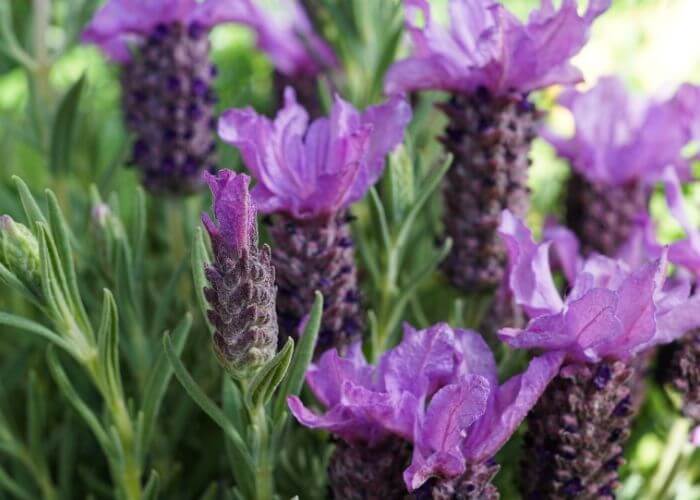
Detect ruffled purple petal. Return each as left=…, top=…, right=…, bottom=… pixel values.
left=499, top=210, right=564, bottom=317
left=454, top=328, right=498, bottom=386
left=305, top=345, right=374, bottom=409
left=379, top=323, right=458, bottom=399
left=386, top=0, right=607, bottom=95
left=543, top=219, right=582, bottom=284
left=462, top=351, right=565, bottom=462
left=219, top=88, right=409, bottom=218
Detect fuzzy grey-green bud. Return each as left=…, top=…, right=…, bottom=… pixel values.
left=0, top=215, right=41, bottom=292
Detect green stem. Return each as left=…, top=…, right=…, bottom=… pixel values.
left=251, top=405, right=273, bottom=500
left=647, top=417, right=692, bottom=500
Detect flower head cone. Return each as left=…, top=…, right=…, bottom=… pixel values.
left=497, top=210, right=700, bottom=498
left=288, top=323, right=563, bottom=496
left=201, top=170, right=278, bottom=378
left=83, top=0, right=253, bottom=193
left=545, top=77, right=700, bottom=255
left=219, top=88, right=411, bottom=356
left=385, top=0, right=607, bottom=291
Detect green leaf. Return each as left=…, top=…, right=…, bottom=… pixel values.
left=245, top=338, right=294, bottom=410
left=149, top=257, right=186, bottom=337
left=162, top=333, right=253, bottom=472
left=26, top=371, right=45, bottom=461
left=96, top=289, right=122, bottom=400
left=46, top=347, right=113, bottom=456
left=191, top=227, right=213, bottom=333
left=140, top=313, right=192, bottom=450
left=0, top=262, right=41, bottom=306
left=143, top=470, right=160, bottom=500
left=0, top=465, right=33, bottom=500
left=46, top=190, right=92, bottom=336
left=49, top=74, right=86, bottom=173
left=369, top=187, right=392, bottom=251
left=273, top=291, right=323, bottom=420
left=0, top=311, right=75, bottom=356
left=385, top=238, right=452, bottom=347
left=12, top=176, right=46, bottom=232
left=395, top=154, right=452, bottom=254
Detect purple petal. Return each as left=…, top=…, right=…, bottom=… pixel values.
left=563, top=288, right=622, bottom=361
left=499, top=210, right=564, bottom=317
left=380, top=323, right=458, bottom=399
left=235, top=0, right=337, bottom=76
left=202, top=170, right=256, bottom=252
left=420, top=377, right=490, bottom=453
left=462, top=351, right=565, bottom=462
left=651, top=292, right=700, bottom=348
left=454, top=328, right=498, bottom=386
left=305, top=346, right=374, bottom=409
left=597, top=255, right=666, bottom=358
left=543, top=219, right=581, bottom=284
left=404, top=449, right=465, bottom=492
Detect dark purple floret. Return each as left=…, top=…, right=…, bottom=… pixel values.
left=120, top=21, right=217, bottom=194
left=522, top=362, right=633, bottom=499
left=439, top=89, right=539, bottom=291
left=269, top=212, right=363, bottom=357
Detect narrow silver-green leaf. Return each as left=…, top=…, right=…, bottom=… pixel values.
left=140, top=313, right=192, bottom=450
left=246, top=337, right=294, bottom=410
left=162, top=333, right=251, bottom=465
left=46, top=347, right=113, bottom=455
left=49, top=74, right=86, bottom=173
left=97, top=289, right=122, bottom=399
left=273, top=291, right=323, bottom=420
left=0, top=311, right=74, bottom=355
left=143, top=470, right=160, bottom=500
left=12, top=176, right=46, bottom=231
left=191, top=227, right=213, bottom=333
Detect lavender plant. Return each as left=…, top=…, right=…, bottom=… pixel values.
left=1, top=1, right=700, bottom=499
left=498, top=210, right=700, bottom=498
left=385, top=0, right=609, bottom=292
left=218, top=90, right=411, bottom=356
left=544, top=77, right=699, bottom=256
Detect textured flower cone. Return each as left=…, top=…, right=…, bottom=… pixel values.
left=411, top=461, right=500, bottom=500
left=269, top=212, right=363, bottom=356
left=328, top=438, right=411, bottom=499
left=204, top=242, right=278, bottom=375
left=522, top=362, right=634, bottom=500
left=121, top=22, right=218, bottom=194
left=273, top=71, right=323, bottom=119
left=669, top=329, right=700, bottom=422
left=439, top=88, right=538, bottom=291
left=565, top=173, right=649, bottom=256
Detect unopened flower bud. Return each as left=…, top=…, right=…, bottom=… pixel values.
left=0, top=215, right=41, bottom=293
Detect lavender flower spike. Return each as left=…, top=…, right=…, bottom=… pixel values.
left=288, top=323, right=563, bottom=497
left=219, top=88, right=411, bottom=356
left=201, top=170, right=277, bottom=378
left=660, top=168, right=700, bottom=424
left=385, top=0, right=609, bottom=292
left=498, top=210, right=700, bottom=498
left=545, top=77, right=699, bottom=255
left=232, top=0, right=337, bottom=115
left=83, top=0, right=252, bottom=193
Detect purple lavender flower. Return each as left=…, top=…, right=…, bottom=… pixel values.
left=232, top=0, right=338, bottom=115
left=83, top=0, right=250, bottom=193
left=219, top=88, right=411, bottom=356
left=497, top=210, right=700, bottom=498
left=385, top=0, right=609, bottom=96
left=201, top=170, right=278, bottom=378
left=385, top=0, right=609, bottom=292
left=545, top=77, right=699, bottom=255
left=288, top=323, right=563, bottom=496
